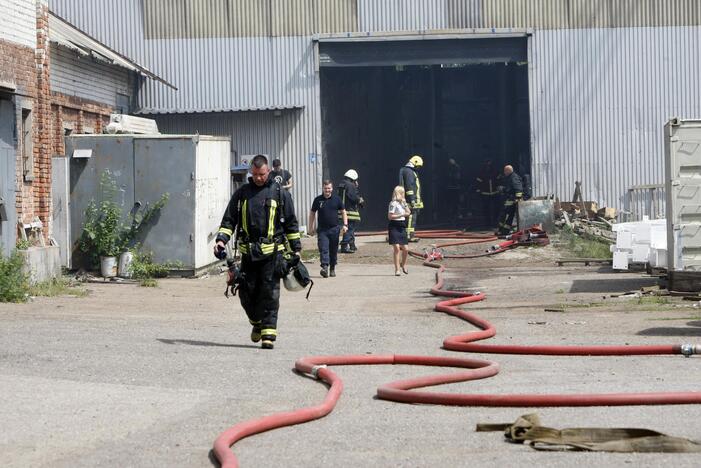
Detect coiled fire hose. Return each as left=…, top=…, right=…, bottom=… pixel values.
left=213, top=234, right=701, bottom=468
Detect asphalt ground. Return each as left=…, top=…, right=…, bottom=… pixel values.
left=1, top=235, right=700, bottom=467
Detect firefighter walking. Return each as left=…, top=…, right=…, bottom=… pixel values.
left=337, top=169, right=363, bottom=253
left=496, top=164, right=524, bottom=236
left=399, top=155, right=424, bottom=242
left=214, top=154, right=302, bottom=350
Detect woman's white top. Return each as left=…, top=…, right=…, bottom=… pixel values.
left=388, top=200, right=408, bottom=221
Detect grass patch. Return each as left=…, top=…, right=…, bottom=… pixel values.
left=555, top=288, right=565, bottom=294
left=564, top=301, right=605, bottom=309
left=556, top=227, right=612, bottom=259
left=637, top=296, right=670, bottom=305
left=30, top=277, right=88, bottom=298
left=298, top=249, right=318, bottom=262
left=139, top=278, right=158, bottom=287
left=0, top=250, right=30, bottom=303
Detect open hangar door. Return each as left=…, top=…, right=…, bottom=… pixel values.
left=319, top=36, right=531, bottom=231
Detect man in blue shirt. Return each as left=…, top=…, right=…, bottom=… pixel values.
left=308, top=180, right=348, bottom=278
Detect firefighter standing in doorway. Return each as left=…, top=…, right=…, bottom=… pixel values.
left=399, top=155, right=424, bottom=242
left=337, top=169, right=363, bottom=253
left=496, top=164, right=524, bottom=236
left=213, top=154, right=302, bottom=350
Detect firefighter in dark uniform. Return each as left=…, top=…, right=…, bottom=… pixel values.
left=496, top=164, right=524, bottom=236
left=214, top=154, right=302, bottom=350
left=337, top=169, right=363, bottom=253
left=399, top=155, right=423, bottom=242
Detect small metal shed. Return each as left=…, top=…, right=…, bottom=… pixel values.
left=62, top=134, right=230, bottom=274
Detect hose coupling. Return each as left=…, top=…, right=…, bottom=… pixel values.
left=680, top=344, right=700, bottom=357
left=310, top=364, right=327, bottom=379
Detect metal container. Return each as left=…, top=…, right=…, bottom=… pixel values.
left=64, top=134, right=231, bottom=274
left=664, top=118, right=701, bottom=273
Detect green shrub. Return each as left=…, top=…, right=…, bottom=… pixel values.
left=557, top=226, right=612, bottom=259
left=78, top=172, right=169, bottom=269
left=0, top=250, right=30, bottom=303
left=78, top=172, right=123, bottom=267
left=129, top=250, right=169, bottom=279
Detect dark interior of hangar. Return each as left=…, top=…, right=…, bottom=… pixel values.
left=321, top=60, right=531, bottom=231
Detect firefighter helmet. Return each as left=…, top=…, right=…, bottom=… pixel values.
left=344, top=169, right=359, bottom=181
left=283, top=255, right=313, bottom=294
left=409, top=155, right=424, bottom=167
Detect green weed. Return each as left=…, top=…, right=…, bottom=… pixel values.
left=556, top=227, right=612, bottom=259
left=30, top=277, right=88, bottom=298
left=0, top=250, right=30, bottom=303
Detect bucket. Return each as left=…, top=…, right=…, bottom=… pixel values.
left=100, top=256, right=118, bottom=278
left=118, top=251, right=134, bottom=278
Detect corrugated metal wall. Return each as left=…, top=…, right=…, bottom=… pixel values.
left=49, top=0, right=701, bottom=220
left=0, top=0, right=36, bottom=48
left=136, top=36, right=314, bottom=113
left=529, top=26, right=701, bottom=212
left=153, top=109, right=321, bottom=229
left=50, top=45, right=132, bottom=106
left=142, top=0, right=357, bottom=39
left=356, top=0, right=701, bottom=31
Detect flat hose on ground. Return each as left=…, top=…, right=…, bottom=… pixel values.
left=213, top=238, right=701, bottom=468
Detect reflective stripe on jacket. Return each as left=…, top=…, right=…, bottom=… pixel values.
left=399, top=165, right=423, bottom=209
left=216, top=178, right=302, bottom=253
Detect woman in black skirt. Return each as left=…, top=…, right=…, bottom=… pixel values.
left=388, top=185, right=411, bottom=276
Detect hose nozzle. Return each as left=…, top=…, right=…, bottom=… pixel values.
left=680, top=344, right=701, bottom=357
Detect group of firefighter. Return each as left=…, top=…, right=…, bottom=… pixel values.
left=213, top=153, right=526, bottom=349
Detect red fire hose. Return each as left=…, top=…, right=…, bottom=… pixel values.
left=213, top=234, right=701, bottom=468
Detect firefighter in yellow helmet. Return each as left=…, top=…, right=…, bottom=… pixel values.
left=399, top=155, right=423, bottom=242
left=337, top=169, right=363, bottom=253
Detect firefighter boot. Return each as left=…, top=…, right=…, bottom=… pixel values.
left=339, top=243, right=351, bottom=254
left=330, top=266, right=336, bottom=277
left=250, top=326, right=262, bottom=343
left=349, top=241, right=357, bottom=253
left=320, top=265, right=329, bottom=278
left=261, top=329, right=277, bottom=349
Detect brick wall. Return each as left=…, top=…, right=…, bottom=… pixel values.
left=0, top=32, right=43, bottom=242
left=1, top=1, right=120, bottom=245
left=51, top=93, right=113, bottom=156
left=33, top=0, right=51, bottom=235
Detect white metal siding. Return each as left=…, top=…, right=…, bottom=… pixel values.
left=0, top=0, right=36, bottom=48
left=194, top=139, right=230, bottom=268
left=154, top=109, right=321, bottom=226
left=530, top=26, right=701, bottom=211
left=50, top=45, right=131, bottom=106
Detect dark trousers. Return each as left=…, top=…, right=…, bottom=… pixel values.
left=239, top=255, right=280, bottom=334
left=498, top=200, right=518, bottom=234
left=318, top=225, right=341, bottom=267
left=407, top=208, right=420, bottom=239
left=340, top=220, right=357, bottom=248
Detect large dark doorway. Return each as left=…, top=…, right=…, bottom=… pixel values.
left=320, top=38, right=531, bottom=230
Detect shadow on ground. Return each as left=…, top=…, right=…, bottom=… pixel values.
left=637, top=321, right=701, bottom=337
left=569, top=277, right=660, bottom=293
left=157, top=338, right=258, bottom=349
